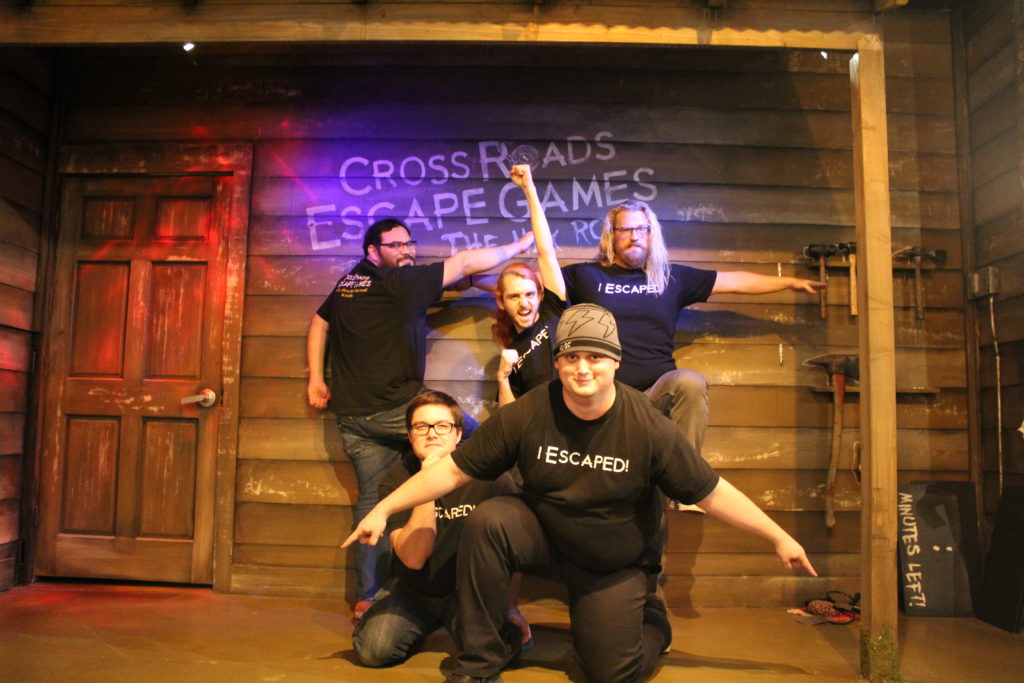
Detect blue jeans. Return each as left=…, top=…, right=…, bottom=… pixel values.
left=337, top=403, right=411, bottom=602
left=352, top=577, right=458, bottom=667
left=338, top=400, right=480, bottom=602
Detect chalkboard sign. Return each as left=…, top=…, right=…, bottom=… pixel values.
left=977, top=484, right=1024, bottom=633
left=896, top=481, right=979, bottom=617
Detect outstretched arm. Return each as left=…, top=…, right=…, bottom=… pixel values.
left=306, top=314, right=331, bottom=410
left=342, top=456, right=472, bottom=548
left=510, top=164, right=565, bottom=300
left=712, top=271, right=825, bottom=295
left=388, top=451, right=448, bottom=570
left=697, top=477, right=818, bottom=575
left=442, top=232, right=534, bottom=287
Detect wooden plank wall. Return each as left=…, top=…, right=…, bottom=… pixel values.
left=0, top=48, right=52, bottom=591
left=57, top=10, right=964, bottom=607
left=963, top=0, right=1024, bottom=520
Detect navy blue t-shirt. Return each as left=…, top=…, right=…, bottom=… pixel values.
left=562, top=262, right=717, bottom=390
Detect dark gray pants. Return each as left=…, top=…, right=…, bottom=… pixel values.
left=454, top=496, right=668, bottom=683
left=644, top=368, right=709, bottom=454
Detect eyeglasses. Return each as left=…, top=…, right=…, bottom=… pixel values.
left=612, top=226, right=650, bottom=235
left=379, top=240, right=417, bottom=250
left=410, top=421, right=456, bottom=436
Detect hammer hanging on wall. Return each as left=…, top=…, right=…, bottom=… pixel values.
left=837, top=242, right=857, bottom=316
left=803, top=244, right=838, bottom=319
left=892, top=247, right=947, bottom=320
left=804, top=353, right=859, bottom=528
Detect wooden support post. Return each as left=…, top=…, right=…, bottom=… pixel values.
left=850, top=35, right=900, bottom=680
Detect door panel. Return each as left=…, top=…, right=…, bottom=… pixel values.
left=37, top=173, right=231, bottom=584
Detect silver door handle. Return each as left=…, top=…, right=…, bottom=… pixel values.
left=181, top=388, right=217, bottom=408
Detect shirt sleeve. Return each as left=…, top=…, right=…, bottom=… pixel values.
left=451, top=407, right=520, bottom=481
left=561, top=263, right=578, bottom=303
left=542, top=287, right=567, bottom=314
left=315, top=290, right=334, bottom=321
left=651, top=423, right=719, bottom=505
left=673, top=264, right=718, bottom=308
left=392, top=260, right=445, bottom=310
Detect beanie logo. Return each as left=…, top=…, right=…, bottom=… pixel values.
left=560, top=307, right=616, bottom=340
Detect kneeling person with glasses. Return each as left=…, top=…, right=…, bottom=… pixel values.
left=353, top=390, right=529, bottom=668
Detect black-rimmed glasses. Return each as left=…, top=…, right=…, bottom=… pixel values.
left=410, top=421, right=455, bottom=435
left=379, top=240, right=418, bottom=250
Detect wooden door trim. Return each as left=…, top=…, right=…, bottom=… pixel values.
left=48, top=142, right=251, bottom=591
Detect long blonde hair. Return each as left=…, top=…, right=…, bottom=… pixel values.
left=598, top=200, right=670, bottom=294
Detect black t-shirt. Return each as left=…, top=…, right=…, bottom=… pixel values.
left=316, top=259, right=444, bottom=416
left=505, top=288, right=566, bottom=399
left=562, top=262, right=717, bottom=390
left=451, top=381, right=719, bottom=572
left=381, top=453, right=517, bottom=597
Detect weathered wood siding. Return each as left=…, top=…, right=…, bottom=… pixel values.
left=0, top=48, right=53, bottom=591
left=964, top=0, right=1024, bottom=520
left=51, top=10, right=965, bottom=606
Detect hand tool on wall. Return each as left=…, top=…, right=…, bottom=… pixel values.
left=804, top=353, right=859, bottom=528
left=803, top=244, right=839, bottom=320
left=837, top=242, right=857, bottom=316
left=892, top=247, right=947, bottom=320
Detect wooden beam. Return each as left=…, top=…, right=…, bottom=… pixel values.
left=1017, top=0, right=1024, bottom=225
left=0, top=2, right=877, bottom=50
left=850, top=35, right=900, bottom=679
left=874, top=0, right=908, bottom=12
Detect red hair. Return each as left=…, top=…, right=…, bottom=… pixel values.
left=491, top=263, right=544, bottom=348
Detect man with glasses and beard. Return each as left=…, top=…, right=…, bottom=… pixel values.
left=307, top=218, right=533, bottom=620
left=563, top=201, right=825, bottom=462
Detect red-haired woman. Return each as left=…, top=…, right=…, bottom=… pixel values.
left=492, top=165, right=567, bottom=406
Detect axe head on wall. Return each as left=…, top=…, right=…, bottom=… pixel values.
left=804, top=353, right=859, bottom=528
left=804, top=353, right=860, bottom=383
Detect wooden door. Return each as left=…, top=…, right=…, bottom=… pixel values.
left=36, top=169, right=241, bottom=584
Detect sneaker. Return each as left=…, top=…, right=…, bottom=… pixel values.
left=352, top=599, right=373, bottom=621
left=502, top=608, right=534, bottom=653
left=498, top=618, right=529, bottom=660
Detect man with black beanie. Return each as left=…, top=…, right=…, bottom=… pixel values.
left=344, top=304, right=816, bottom=683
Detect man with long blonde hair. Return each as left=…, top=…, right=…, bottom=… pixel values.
left=564, top=200, right=824, bottom=457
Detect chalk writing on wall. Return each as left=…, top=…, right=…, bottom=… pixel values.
left=898, top=491, right=927, bottom=609
left=304, top=133, right=658, bottom=251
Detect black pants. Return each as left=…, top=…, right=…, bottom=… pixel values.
left=454, top=496, right=668, bottom=683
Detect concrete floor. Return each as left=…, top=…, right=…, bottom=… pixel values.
left=1, top=582, right=1021, bottom=682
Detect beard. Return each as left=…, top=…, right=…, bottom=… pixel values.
left=617, top=245, right=647, bottom=270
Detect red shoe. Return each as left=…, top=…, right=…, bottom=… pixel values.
left=353, top=599, right=373, bottom=621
